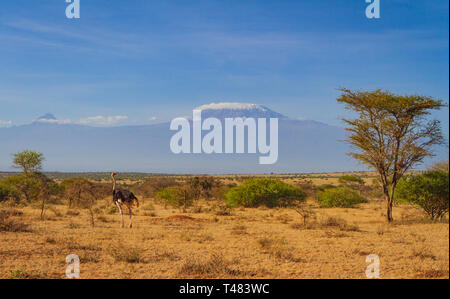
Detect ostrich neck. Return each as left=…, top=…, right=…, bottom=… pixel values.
left=112, top=177, right=116, bottom=192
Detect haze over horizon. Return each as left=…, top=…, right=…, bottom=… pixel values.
left=0, top=102, right=447, bottom=173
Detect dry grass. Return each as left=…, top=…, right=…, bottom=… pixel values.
left=231, top=225, right=247, bottom=235
left=108, top=242, right=144, bottom=264
left=321, top=216, right=361, bottom=232
left=0, top=209, right=30, bottom=232
left=0, top=175, right=448, bottom=279
left=178, top=252, right=242, bottom=278
left=257, top=236, right=301, bottom=262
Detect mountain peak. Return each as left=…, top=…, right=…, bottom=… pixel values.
left=194, top=102, right=286, bottom=119
left=34, top=113, right=70, bottom=125
left=196, top=102, right=264, bottom=111
left=37, top=113, right=57, bottom=121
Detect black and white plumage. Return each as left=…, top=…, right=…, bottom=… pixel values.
left=111, top=172, right=139, bottom=228
left=113, top=189, right=139, bottom=206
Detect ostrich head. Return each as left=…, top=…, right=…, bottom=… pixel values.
left=111, top=172, right=117, bottom=178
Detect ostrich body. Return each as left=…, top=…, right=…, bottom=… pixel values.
left=111, top=172, right=139, bottom=228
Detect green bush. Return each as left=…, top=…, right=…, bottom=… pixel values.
left=0, top=174, right=42, bottom=203
left=338, top=175, right=364, bottom=189
left=316, top=184, right=336, bottom=192
left=225, top=178, right=306, bottom=208
left=133, top=177, right=179, bottom=198
left=156, top=186, right=193, bottom=210
left=0, top=184, right=13, bottom=202
left=396, top=171, right=449, bottom=220
left=316, top=187, right=367, bottom=208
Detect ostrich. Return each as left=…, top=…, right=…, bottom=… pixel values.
left=111, top=172, right=139, bottom=228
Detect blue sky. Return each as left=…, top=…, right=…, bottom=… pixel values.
left=0, top=0, right=448, bottom=131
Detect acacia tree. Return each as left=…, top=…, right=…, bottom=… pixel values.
left=64, top=179, right=96, bottom=227
left=12, top=150, right=44, bottom=174
left=8, top=151, right=59, bottom=219
left=337, top=89, right=446, bottom=222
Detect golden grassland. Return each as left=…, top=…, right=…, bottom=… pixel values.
left=0, top=175, right=448, bottom=279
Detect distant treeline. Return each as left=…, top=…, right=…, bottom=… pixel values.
left=0, top=171, right=384, bottom=181
left=0, top=172, right=173, bottom=181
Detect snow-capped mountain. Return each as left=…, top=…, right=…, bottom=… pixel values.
left=34, top=113, right=71, bottom=125
left=0, top=103, right=361, bottom=173
left=36, top=113, right=57, bottom=122
left=195, top=102, right=287, bottom=119
left=5, top=102, right=444, bottom=173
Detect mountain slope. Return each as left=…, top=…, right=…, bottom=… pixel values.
left=195, top=102, right=287, bottom=119
left=4, top=102, right=443, bottom=173
left=0, top=127, right=357, bottom=174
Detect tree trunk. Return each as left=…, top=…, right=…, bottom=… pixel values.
left=383, top=183, right=394, bottom=222
left=386, top=198, right=394, bottom=222
left=387, top=181, right=398, bottom=223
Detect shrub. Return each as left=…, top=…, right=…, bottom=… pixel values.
left=211, top=204, right=233, bottom=216
left=0, top=174, right=41, bottom=202
left=316, top=187, right=367, bottom=208
left=295, top=182, right=316, bottom=198
left=108, top=243, right=143, bottom=263
left=316, top=184, right=336, bottom=192
left=63, top=178, right=97, bottom=226
left=209, top=184, right=233, bottom=201
left=133, top=177, right=179, bottom=197
left=321, top=216, right=360, bottom=232
left=291, top=203, right=316, bottom=225
left=0, top=184, right=16, bottom=202
left=257, top=236, right=300, bottom=262
left=156, top=186, right=193, bottom=211
left=61, top=178, right=109, bottom=206
left=178, top=253, right=240, bottom=276
left=225, top=178, right=306, bottom=208
left=181, top=176, right=222, bottom=200
left=338, top=175, right=364, bottom=187
left=0, top=210, right=30, bottom=232
left=0, top=185, right=7, bottom=202
left=396, top=171, right=449, bottom=220
left=0, top=173, right=62, bottom=220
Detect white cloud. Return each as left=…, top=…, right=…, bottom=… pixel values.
left=36, top=118, right=71, bottom=124
left=0, top=120, right=12, bottom=126
left=149, top=116, right=157, bottom=121
left=77, top=115, right=128, bottom=126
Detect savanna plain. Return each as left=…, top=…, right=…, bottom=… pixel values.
left=0, top=173, right=448, bottom=279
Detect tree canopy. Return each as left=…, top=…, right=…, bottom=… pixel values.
left=12, top=150, right=44, bottom=174
left=337, top=89, right=446, bottom=221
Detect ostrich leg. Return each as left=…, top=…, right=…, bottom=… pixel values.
left=116, top=202, right=124, bottom=228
